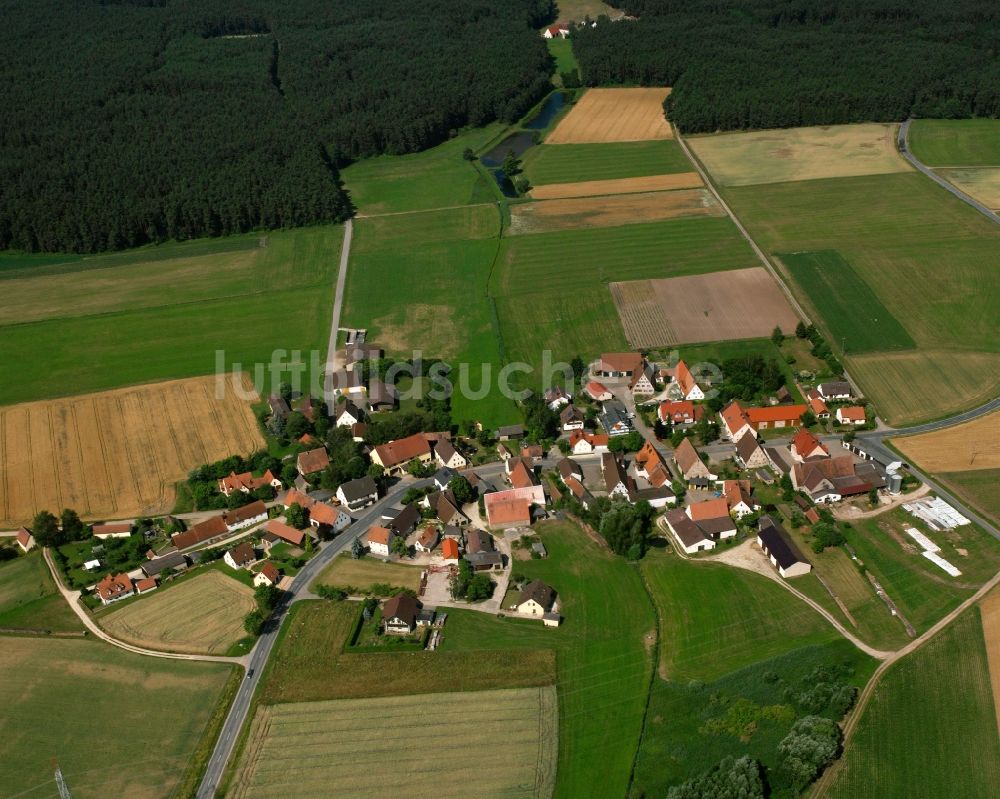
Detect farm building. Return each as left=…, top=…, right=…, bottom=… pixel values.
left=225, top=501, right=268, bottom=532
left=664, top=509, right=715, bottom=555
left=140, top=550, right=188, bottom=578
left=509, top=458, right=539, bottom=490
left=632, top=485, right=675, bottom=508
left=95, top=573, right=134, bottom=605
left=585, top=381, right=612, bottom=401
left=134, top=576, right=158, bottom=594
left=367, top=378, right=397, bottom=412
left=757, top=517, right=812, bottom=578
left=484, top=493, right=534, bottom=529
left=746, top=404, right=807, bottom=430
left=335, top=398, right=366, bottom=427
left=268, top=395, right=290, bottom=419
left=372, top=433, right=434, bottom=474
left=383, top=593, right=420, bottom=635
left=686, top=498, right=737, bottom=538
left=495, top=424, right=525, bottom=441
left=15, top=527, right=35, bottom=552
left=92, top=522, right=133, bottom=540
left=171, top=514, right=228, bottom=549
left=263, top=519, right=306, bottom=548
left=594, top=352, right=645, bottom=380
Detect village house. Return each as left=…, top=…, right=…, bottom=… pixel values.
left=465, top=530, right=503, bottom=572
left=520, top=444, right=544, bottom=461
left=517, top=580, right=556, bottom=616
left=507, top=457, right=537, bottom=488
left=817, top=381, right=853, bottom=401
left=441, top=537, right=461, bottom=564
left=335, top=398, right=366, bottom=427
left=757, top=516, right=812, bottom=578
left=836, top=406, right=867, bottom=425
left=15, top=527, right=35, bottom=552
left=557, top=457, right=584, bottom=484
left=218, top=469, right=282, bottom=497
left=544, top=386, right=572, bottom=410
left=372, top=433, right=433, bottom=475
left=434, top=438, right=468, bottom=470
left=95, top=572, right=134, bottom=605
left=658, top=400, right=703, bottom=426
left=790, top=429, right=829, bottom=462
left=669, top=360, right=705, bottom=401
left=253, top=562, right=281, bottom=588
left=792, top=455, right=882, bottom=503
left=806, top=389, right=830, bottom=420
left=686, top=498, right=737, bottom=539
left=283, top=489, right=352, bottom=534
left=594, top=351, right=645, bottom=381
left=416, top=525, right=439, bottom=553
left=630, top=361, right=656, bottom=395
left=226, top=501, right=268, bottom=532
left=336, top=475, right=379, bottom=511
left=296, top=393, right=319, bottom=422
left=568, top=430, right=610, bottom=455
left=383, top=593, right=420, bottom=635
left=386, top=503, right=421, bottom=538
left=584, top=381, right=612, bottom=402
left=599, top=399, right=633, bottom=437
left=134, top=576, right=158, bottom=594
left=367, top=525, right=395, bottom=557
left=633, top=440, right=672, bottom=488
left=171, top=514, right=228, bottom=549
left=224, top=542, right=256, bottom=570
left=296, top=447, right=330, bottom=477
left=747, top=404, right=807, bottom=431
left=672, top=437, right=716, bottom=482
left=602, top=452, right=634, bottom=500
left=263, top=519, right=306, bottom=548
left=563, top=476, right=593, bottom=509
left=722, top=479, right=759, bottom=518
left=560, top=404, right=586, bottom=431
left=735, top=433, right=770, bottom=470
left=664, top=509, right=716, bottom=554
left=496, top=442, right=514, bottom=461
left=92, top=522, right=133, bottom=540
left=484, top=491, right=535, bottom=529
left=542, top=23, right=570, bottom=38
left=631, top=485, right=676, bottom=508
left=433, top=467, right=456, bottom=490
left=424, top=489, right=469, bottom=527
left=719, top=400, right=755, bottom=442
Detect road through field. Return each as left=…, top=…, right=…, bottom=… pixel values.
left=323, top=218, right=353, bottom=408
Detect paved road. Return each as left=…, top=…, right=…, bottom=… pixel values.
left=897, top=119, right=1000, bottom=226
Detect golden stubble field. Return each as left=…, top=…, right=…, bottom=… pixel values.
left=893, top=409, right=1000, bottom=471
left=229, top=686, right=558, bottom=799
left=0, top=374, right=263, bottom=527
left=100, top=570, right=256, bottom=655
left=546, top=88, right=673, bottom=144
left=529, top=171, right=702, bottom=200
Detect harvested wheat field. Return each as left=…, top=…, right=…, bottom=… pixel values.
left=894, top=410, right=1000, bottom=472
left=0, top=374, right=262, bottom=527
left=229, top=686, right=558, bottom=799
left=546, top=88, right=672, bottom=144
left=980, top=588, right=1000, bottom=733
left=937, top=167, right=1000, bottom=210
left=509, top=189, right=721, bottom=235
left=689, top=123, right=911, bottom=187
left=101, top=570, right=255, bottom=655
left=530, top=171, right=702, bottom=200
left=611, top=266, right=800, bottom=347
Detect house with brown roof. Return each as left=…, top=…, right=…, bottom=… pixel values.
left=791, top=429, right=829, bottom=462
left=685, top=497, right=736, bottom=539
left=496, top=424, right=525, bottom=441
left=336, top=476, right=379, bottom=511
left=735, top=433, right=769, bottom=470
left=817, top=381, right=853, bottom=401
left=544, top=386, right=572, bottom=410
left=134, top=576, right=158, bottom=594
left=602, top=452, right=633, bottom=499
left=633, top=440, right=672, bottom=488
left=367, top=525, right=395, bottom=557
left=520, top=444, right=544, bottom=461
left=95, top=573, right=134, bottom=605
left=672, top=437, right=716, bottom=482
left=283, top=489, right=351, bottom=533
left=15, top=527, right=35, bottom=552
left=253, top=562, right=281, bottom=588
left=368, top=378, right=398, bottom=412
left=268, top=395, right=291, bottom=420
left=434, top=438, right=467, bottom=470
left=722, top=479, right=759, bottom=519
left=383, top=593, right=420, bottom=635
left=806, top=389, right=830, bottom=419
left=568, top=429, right=609, bottom=455
left=836, top=406, right=867, bottom=425
left=557, top=457, right=583, bottom=484
left=594, top=351, right=645, bottom=380
left=226, top=501, right=268, bottom=532
left=416, top=525, right=440, bottom=553
left=585, top=381, right=612, bottom=401
left=92, top=522, right=133, bottom=540
left=542, top=23, right=570, bottom=39
left=559, top=404, right=586, bottom=431
left=371, top=433, right=433, bottom=475
left=658, top=400, right=703, bottom=426
left=792, top=455, right=875, bottom=503
left=335, top=398, right=366, bottom=428
left=664, top=509, right=716, bottom=555
left=296, top=447, right=330, bottom=477
left=224, top=542, right=256, bottom=570
left=171, top=514, right=228, bottom=549
left=670, top=360, right=705, bottom=401
left=218, top=469, right=282, bottom=497
left=517, top=580, right=556, bottom=616
left=264, top=519, right=306, bottom=548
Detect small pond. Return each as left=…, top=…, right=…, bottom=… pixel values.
left=523, top=91, right=568, bottom=130
left=480, top=131, right=536, bottom=168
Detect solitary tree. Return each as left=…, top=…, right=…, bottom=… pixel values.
left=771, top=325, right=784, bottom=346
left=795, top=320, right=809, bottom=338
left=243, top=610, right=265, bottom=636
left=351, top=537, right=364, bottom=559
left=501, top=150, right=521, bottom=178
left=462, top=147, right=476, bottom=161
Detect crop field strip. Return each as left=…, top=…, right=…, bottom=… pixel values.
left=522, top=140, right=694, bottom=186
left=529, top=171, right=703, bottom=200
left=935, top=167, right=1000, bottom=210
left=980, top=587, right=1000, bottom=732
left=894, top=410, right=1000, bottom=472
left=938, top=469, right=1000, bottom=526
left=827, top=609, right=1000, bottom=799
left=101, top=571, right=256, bottom=655
left=0, top=374, right=262, bottom=527
left=908, top=119, right=1000, bottom=167
left=229, top=687, right=557, bottom=799
left=545, top=87, right=672, bottom=144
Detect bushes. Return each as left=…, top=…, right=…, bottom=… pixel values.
left=777, top=715, right=842, bottom=790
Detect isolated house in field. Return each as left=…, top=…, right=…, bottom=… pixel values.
left=92, top=523, right=133, bottom=540
left=600, top=400, right=632, bottom=437
left=367, top=525, right=395, bottom=557
left=372, top=433, right=433, bottom=475
left=253, top=562, right=281, bottom=588
left=817, top=381, right=853, bottom=401
left=224, top=542, right=256, bottom=570
left=634, top=440, right=673, bottom=488
left=517, top=580, right=556, bottom=616
left=672, top=437, right=716, bottom=482
left=434, top=438, right=467, bottom=470
left=542, top=23, right=570, bottom=39
left=722, top=479, right=759, bottom=519
left=336, top=476, right=379, bottom=511
left=568, top=429, right=610, bottom=455
left=735, top=433, right=769, bottom=470
left=335, top=398, right=366, bottom=428
left=495, top=424, right=525, bottom=441
left=719, top=401, right=755, bottom=442
left=296, top=447, right=330, bottom=477
left=757, top=516, right=812, bottom=578
left=806, top=389, right=830, bottom=420
left=746, top=404, right=807, bottom=431
left=544, top=387, right=572, bottom=410
left=670, top=360, right=705, bottom=401
left=218, top=470, right=282, bottom=497
left=658, top=400, right=702, bottom=426
left=836, top=406, right=867, bottom=425
left=585, top=381, right=612, bottom=401
left=791, top=429, right=829, bottom=462
left=15, top=527, right=35, bottom=552
left=382, top=593, right=420, bottom=635
left=560, top=404, right=586, bottom=431
left=664, top=509, right=715, bottom=554
left=602, top=452, right=633, bottom=499
left=95, top=573, right=134, bottom=605
left=264, top=519, right=306, bottom=548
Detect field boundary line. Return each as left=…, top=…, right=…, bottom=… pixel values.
left=672, top=124, right=812, bottom=327
left=355, top=202, right=497, bottom=219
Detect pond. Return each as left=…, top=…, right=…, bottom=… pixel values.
left=523, top=91, right=568, bottom=130
left=480, top=131, right=536, bottom=168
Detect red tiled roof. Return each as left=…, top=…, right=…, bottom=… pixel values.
left=658, top=400, right=701, bottom=423
left=297, top=447, right=330, bottom=475
left=746, top=405, right=807, bottom=425
left=720, top=400, right=750, bottom=434
left=442, top=538, right=460, bottom=559
left=95, top=573, right=133, bottom=602
left=672, top=437, right=701, bottom=473
left=509, top=459, right=538, bottom=490
left=16, top=527, right=33, bottom=548
left=374, top=433, right=432, bottom=468
left=486, top=497, right=532, bottom=526
left=367, top=525, right=392, bottom=546
left=598, top=352, right=643, bottom=374
left=675, top=360, right=697, bottom=397
left=838, top=406, right=866, bottom=422
left=265, top=519, right=305, bottom=547
left=792, top=428, right=827, bottom=458
left=171, top=515, right=228, bottom=549
left=585, top=381, right=611, bottom=399
left=92, top=522, right=132, bottom=536
left=134, top=576, right=157, bottom=592
left=687, top=497, right=729, bottom=521
left=258, top=562, right=281, bottom=583
left=722, top=479, right=754, bottom=510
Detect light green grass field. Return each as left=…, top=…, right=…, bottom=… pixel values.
left=341, top=125, right=502, bottom=215
left=940, top=468, right=1000, bottom=525
left=0, top=551, right=81, bottom=633
left=547, top=37, right=578, bottom=79
left=827, top=608, right=1000, bottom=799
left=0, top=226, right=342, bottom=405
left=523, top=140, right=692, bottom=185
left=313, top=553, right=423, bottom=593
left=229, top=687, right=557, bottom=799
left=0, top=636, right=233, bottom=799
left=722, top=171, right=1000, bottom=424
left=491, top=217, right=757, bottom=370
left=641, top=550, right=838, bottom=682
left=908, top=119, right=1000, bottom=167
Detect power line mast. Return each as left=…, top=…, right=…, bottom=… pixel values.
left=53, top=760, right=73, bottom=799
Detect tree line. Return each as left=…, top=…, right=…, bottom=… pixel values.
left=572, top=0, right=1000, bottom=133
left=0, top=0, right=555, bottom=253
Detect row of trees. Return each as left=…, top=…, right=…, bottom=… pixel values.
left=1, top=0, right=555, bottom=252
left=573, top=0, right=1000, bottom=133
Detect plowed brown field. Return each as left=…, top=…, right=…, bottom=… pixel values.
left=529, top=172, right=702, bottom=200
left=546, top=88, right=672, bottom=144
left=0, top=374, right=262, bottom=527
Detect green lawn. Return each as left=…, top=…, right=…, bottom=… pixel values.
left=632, top=641, right=877, bottom=799
left=641, top=550, right=839, bottom=682
left=0, top=636, right=233, bottom=799
left=0, top=551, right=81, bottom=633
left=341, top=125, right=503, bottom=215
left=827, top=608, right=1000, bottom=799
left=491, top=216, right=757, bottom=372
left=0, top=226, right=342, bottom=405
left=908, top=119, right=1000, bottom=167
left=523, top=140, right=693, bottom=185
left=779, top=250, right=916, bottom=354
left=547, top=37, right=578, bottom=79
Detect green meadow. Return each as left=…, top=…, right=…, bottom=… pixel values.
left=908, top=118, right=1000, bottom=166
left=522, top=139, right=693, bottom=185
left=0, top=551, right=82, bottom=633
